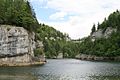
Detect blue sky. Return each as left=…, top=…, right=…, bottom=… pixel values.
left=30, top=0, right=120, bottom=39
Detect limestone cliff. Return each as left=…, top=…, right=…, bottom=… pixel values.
left=0, top=25, right=45, bottom=66
left=91, top=27, right=116, bottom=41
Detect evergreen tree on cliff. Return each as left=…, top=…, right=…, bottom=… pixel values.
left=91, top=24, right=96, bottom=34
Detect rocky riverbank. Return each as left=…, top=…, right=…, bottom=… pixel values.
left=76, top=54, right=120, bottom=61
left=0, top=61, right=46, bottom=67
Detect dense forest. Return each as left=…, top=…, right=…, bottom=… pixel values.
left=79, top=10, right=120, bottom=57
left=0, top=0, right=39, bottom=31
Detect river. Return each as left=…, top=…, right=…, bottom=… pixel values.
left=0, top=59, right=120, bottom=80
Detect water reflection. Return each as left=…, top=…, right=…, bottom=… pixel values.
left=0, top=59, right=120, bottom=80
left=0, top=74, right=37, bottom=80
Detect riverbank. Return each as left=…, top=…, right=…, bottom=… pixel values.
left=0, top=61, right=46, bottom=67
left=75, top=54, right=120, bottom=61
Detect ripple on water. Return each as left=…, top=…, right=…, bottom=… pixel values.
left=0, top=59, right=120, bottom=80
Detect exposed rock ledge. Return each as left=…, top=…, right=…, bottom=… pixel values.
left=0, top=25, right=46, bottom=66
left=75, top=54, right=120, bottom=61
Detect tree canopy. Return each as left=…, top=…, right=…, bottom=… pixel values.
left=0, top=0, right=39, bottom=31
left=36, top=24, right=80, bottom=58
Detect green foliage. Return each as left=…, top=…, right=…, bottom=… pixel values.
left=97, top=22, right=100, bottom=30
left=34, top=48, right=44, bottom=56
left=80, top=10, right=120, bottom=57
left=91, top=24, right=96, bottom=34
left=80, top=32, right=120, bottom=57
left=0, top=0, right=38, bottom=31
left=36, top=24, right=80, bottom=58
left=97, top=10, right=120, bottom=30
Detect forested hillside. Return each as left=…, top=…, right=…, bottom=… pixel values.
left=79, top=10, right=120, bottom=57
left=36, top=24, right=80, bottom=58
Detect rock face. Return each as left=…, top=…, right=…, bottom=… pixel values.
left=57, top=53, right=63, bottom=59
left=0, top=25, right=45, bottom=66
left=91, top=27, right=116, bottom=39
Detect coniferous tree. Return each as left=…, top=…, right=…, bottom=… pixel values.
left=91, top=24, right=96, bottom=34
left=97, top=22, right=100, bottom=30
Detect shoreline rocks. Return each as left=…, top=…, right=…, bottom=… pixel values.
left=75, top=54, right=120, bottom=61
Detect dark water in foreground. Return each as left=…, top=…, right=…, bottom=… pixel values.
left=0, top=59, right=120, bottom=80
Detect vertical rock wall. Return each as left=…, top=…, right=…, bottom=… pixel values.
left=0, top=25, right=36, bottom=64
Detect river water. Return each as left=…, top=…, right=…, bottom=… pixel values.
left=0, top=59, right=120, bottom=80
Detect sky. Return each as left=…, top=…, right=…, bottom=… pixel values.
left=30, top=0, right=120, bottom=39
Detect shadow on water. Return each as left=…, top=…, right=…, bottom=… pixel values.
left=0, top=74, right=37, bottom=80
left=0, top=66, right=38, bottom=80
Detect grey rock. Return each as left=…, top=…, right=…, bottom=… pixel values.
left=57, top=53, right=63, bottom=59
left=0, top=25, right=31, bottom=57
left=0, top=25, right=44, bottom=64
left=91, top=27, right=117, bottom=40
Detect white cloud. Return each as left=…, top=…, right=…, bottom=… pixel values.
left=31, top=0, right=120, bottom=39
left=49, top=12, right=67, bottom=20
left=46, top=0, right=120, bottom=13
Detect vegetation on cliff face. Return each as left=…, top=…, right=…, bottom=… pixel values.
left=79, top=10, right=120, bottom=57
left=0, top=0, right=38, bottom=31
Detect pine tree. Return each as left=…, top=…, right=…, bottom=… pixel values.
left=91, top=24, right=96, bottom=34
left=97, top=22, right=100, bottom=30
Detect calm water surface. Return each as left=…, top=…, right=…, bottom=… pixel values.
left=0, top=59, right=120, bottom=80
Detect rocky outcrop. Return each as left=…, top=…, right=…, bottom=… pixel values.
left=75, top=54, right=120, bottom=61
left=0, top=25, right=45, bottom=66
left=49, top=53, right=63, bottom=59
left=91, top=27, right=116, bottom=40
left=75, top=54, right=95, bottom=60
left=57, top=53, right=63, bottom=59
